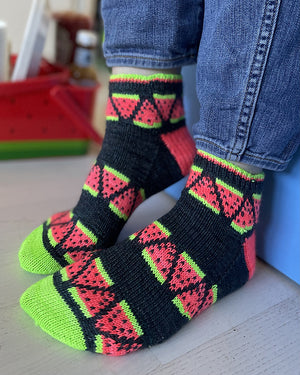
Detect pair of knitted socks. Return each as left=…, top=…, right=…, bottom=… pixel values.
left=19, top=74, right=264, bottom=356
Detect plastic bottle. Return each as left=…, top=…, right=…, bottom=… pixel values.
left=69, top=30, right=98, bottom=86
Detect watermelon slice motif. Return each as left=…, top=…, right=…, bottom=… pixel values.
left=83, top=164, right=101, bottom=197
left=173, top=284, right=217, bottom=319
left=96, top=300, right=144, bottom=341
left=170, top=98, right=184, bottom=124
left=112, top=93, right=140, bottom=119
left=215, top=178, right=243, bottom=218
left=186, top=165, right=203, bottom=188
left=231, top=198, right=254, bottom=234
left=105, top=97, right=119, bottom=121
left=252, top=193, right=261, bottom=224
left=138, top=220, right=171, bottom=245
left=169, top=252, right=205, bottom=292
left=109, top=187, right=136, bottom=220
left=102, top=165, right=130, bottom=199
left=133, top=99, right=162, bottom=128
left=142, top=242, right=177, bottom=284
left=153, top=93, right=175, bottom=121
left=47, top=211, right=74, bottom=247
left=189, top=176, right=220, bottom=214
left=62, top=220, right=97, bottom=250
left=94, top=335, right=142, bottom=356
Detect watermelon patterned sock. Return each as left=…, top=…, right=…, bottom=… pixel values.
left=20, top=150, right=264, bottom=355
left=19, top=74, right=195, bottom=274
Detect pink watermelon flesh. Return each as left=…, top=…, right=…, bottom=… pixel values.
left=253, top=197, right=260, bottom=224
left=190, top=176, right=220, bottom=212
left=85, top=165, right=101, bottom=194
left=105, top=97, right=118, bottom=119
left=102, top=168, right=129, bottom=199
left=154, top=97, right=175, bottom=121
left=62, top=225, right=95, bottom=250
left=169, top=253, right=203, bottom=291
left=96, top=303, right=139, bottom=340
left=233, top=198, right=254, bottom=229
left=216, top=182, right=243, bottom=218
left=133, top=99, right=161, bottom=126
left=171, top=98, right=184, bottom=120
left=50, top=220, right=73, bottom=244
left=144, top=242, right=177, bottom=280
left=112, top=96, right=139, bottom=119
left=138, top=222, right=169, bottom=244
left=66, top=254, right=93, bottom=279
left=50, top=210, right=70, bottom=225
left=100, top=336, right=142, bottom=356
left=176, top=283, right=206, bottom=318
left=186, top=168, right=202, bottom=188
left=76, top=287, right=115, bottom=316
left=110, top=187, right=136, bottom=217
left=72, top=258, right=111, bottom=289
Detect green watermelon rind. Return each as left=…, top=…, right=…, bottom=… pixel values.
left=133, top=120, right=162, bottom=129
left=188, top=189, right=220, bottom=215
left=172, top=296, right=191, bottom=320
left=83, top=183, right=98, bottom=197
left=142, top=248, right=166, bottom=285
left=119, top=300, right=144, bottom=337
left=109, top=202, right=129, bottom=220
left=68, top=286, right=93, bottom=319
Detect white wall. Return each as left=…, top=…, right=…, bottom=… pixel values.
left=0, top=0, right=96, bottom=56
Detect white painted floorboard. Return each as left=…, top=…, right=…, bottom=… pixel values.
left=1, top=156, right=299, bottom=375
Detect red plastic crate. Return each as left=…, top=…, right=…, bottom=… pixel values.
left=0, top=57, right=102, bottom=159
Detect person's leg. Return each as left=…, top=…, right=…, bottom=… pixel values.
left=18, top=0, right=203, bottom=274
left=20, top=0, right=300, bottom=356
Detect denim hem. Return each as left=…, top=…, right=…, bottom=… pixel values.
left=104, top=53, right=198, bottom=69
left=195, top=137, right=292, bottom=171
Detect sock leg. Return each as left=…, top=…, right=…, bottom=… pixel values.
left=19, top=73, right=195, bottom=274
left=20, top=150, right=264, bottom=355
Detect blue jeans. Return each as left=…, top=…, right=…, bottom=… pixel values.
left=101, top=0, right=300, bottom=171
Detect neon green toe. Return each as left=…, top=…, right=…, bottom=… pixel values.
left=19, top=225, right=61, bottom=274
left=20, top=275, right=87, bottom=351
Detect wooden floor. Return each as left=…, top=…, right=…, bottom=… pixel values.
left=1, top=155, right=299, bottom=375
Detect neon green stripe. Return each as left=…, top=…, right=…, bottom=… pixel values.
left=103, top=165, right=130, bottom=183
left=189, top=189, right=220, bottom=215
left=110, top=73, right=182, bottom=81
left=0, top=139, right=89, bottom=160
left=252, top=193, right=262, bottom=200
left=154, top=220, right=171, bottom=237
left=46, top=218, right=51, bottom=226
left=64, top=252, right=74, bottom=265
left=212, top=285, right=218, bottom=304
left=129, top=233, right=137, bottom=241
left=153, top=93, right=176, bottom=100
left=60, top=267, right=69, bottom=282
left=69, top=287, right=92, bottom=318
left=83, top=184, right=98, bottom=197
left=139, top=188, right=146, bottom=201
left=191, top=165, right=203, bottom=174
left=170, top=116, right=185, bottom=124
left=69, top=211, right=74, bottom=219
left=47, top=228, right=57, bottom=247
left=119, top=300, right=144, bottom=337
left=112, top=93, right=140, bottom=100
left=230, top=221, right=253, bottom=234
left=215, top=178, right=243, bottom=198
left=95, top=257, right=114, bottom=286
left=109, top=202, right=128, bottom=220
left=198, top=150, right=265, bottom=180
left=142, top=248, right=165, bottom=285
left=133, top=120, right=162, bottom=129
left=172, top=296, right=191, bottom=320
left=106, top=115, right=119, bottom=121
left=94, top=335, right=103, bottom=353
left=181, top=252, right=205, bottom=279
left=76, top=221, right=97, bottom=244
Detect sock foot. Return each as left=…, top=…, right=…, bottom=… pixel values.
left=19, top=74, right=195, bottom=275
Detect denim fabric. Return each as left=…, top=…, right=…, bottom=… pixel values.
left=101, top=0, right=300, bottom=171
left=101, top=0, right=203, bottom=68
